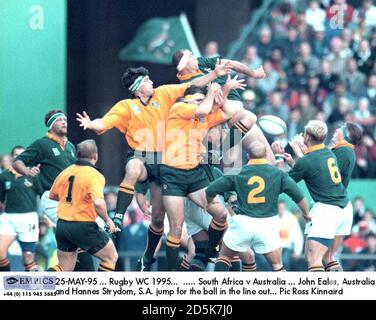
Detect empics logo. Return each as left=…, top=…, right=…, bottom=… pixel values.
left=3, top=276, right=56, bottom=290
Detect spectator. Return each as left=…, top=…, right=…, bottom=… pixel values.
left=318, top=59, right=338, bottom=93
left=288, top=109, right=305, bottom=140
left=353, top=196, right=367, bottom=225
left=353, top=98, right=375, bottom=132
left=255, top=27, right=274, bottom=59
left=263, top=91, right=289, bottom=122
left=358, top=232, right=376, bottom=271
left=256, top=60, right=280, bottom=94
left=299, top=42, right=321, bottom=75
left=241, top=45, right=262, bottom=70
left=325, top=37, right=350, bottom=75
left=270, top=47, right=289, bottom=73
left=298, top=92, right=317, bottom=125
left=361, top=75, right=376, bottom=114
left=352, top=209, right=376, bottom=234
left=281, top=26, right=301, bottom=59
left=353, top=39, right=375, bottom=76
left=310, top=23, right=327, bottom=58
left=354, top=134, right=376, bottom=177
left=305, top=0, right=326, bottom=31
left=204, top=41, right=220, bottom=58
left=244, top=77, right=267, bottom=108
left=341, top=58, right=367, bottom=98
left=0, top=154, right=11, bottom=173
left=306, top=73, right=327, bottom=110
left=288, top=60, right=308, bottom=91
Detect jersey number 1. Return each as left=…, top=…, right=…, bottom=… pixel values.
left=327, top=158, right=341, bottom=184
left=66, top=175, right=75, bottom=203
left=247, top=176, right=265, bottom=204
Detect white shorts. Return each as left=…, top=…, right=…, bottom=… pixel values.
left=184, top=199, right=212, bottom=237
left=223, top=214, right=281, bottom=254
left=0, top=212, right=39, bottom=243
left=41, top=190, right=58, bottom=224
left=304, top=201, right=353, bottom=239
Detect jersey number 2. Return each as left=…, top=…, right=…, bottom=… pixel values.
left=327, top=158, right=341, bottom=184
left=66, top=175, right=75, bottom=203
left=247, top=176, right=265, bottom=204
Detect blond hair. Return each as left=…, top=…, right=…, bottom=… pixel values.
left=304, top=120, right=327, bottom=142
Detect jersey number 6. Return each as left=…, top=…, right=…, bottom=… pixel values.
left=327, top=158, right=341, bottom=184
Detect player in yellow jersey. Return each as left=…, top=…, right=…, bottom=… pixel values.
left=48, top=140, right=117, bottom=272
left=76, top=64, right=231, bottom=270
left=161, top=77, right=245, bottom=270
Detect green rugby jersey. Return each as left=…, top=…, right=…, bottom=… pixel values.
left=289, top=144, right=348, bottom=208
left=16, top=134, right=76, bottom=191
left=206, top=159, right=304, bottom=218
left=177, top=56, right=241, bottom=101
left=332, top=141, right=355, bottom=189
left=0, top=168, right=43, bottom=213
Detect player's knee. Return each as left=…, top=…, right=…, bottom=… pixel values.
left=125, top=161, right=144, bottom=181
left=240, top=110, right=257, bottom=127
left=169, top=226, right=183, bottom=239
left=151, top=210, right=165, bottom=229
left=22, top=251, right=34, bottom=264
left=214, top=211, right=227, bottom=224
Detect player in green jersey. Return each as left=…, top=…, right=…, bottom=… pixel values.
left=206, top=141, right=309, bottom=272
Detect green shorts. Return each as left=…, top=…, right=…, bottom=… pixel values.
left=160, top=164, right=209, bottom=196
left=56, top=220, right=109, bottom=254
left=127, top=149, right=161, bottom=185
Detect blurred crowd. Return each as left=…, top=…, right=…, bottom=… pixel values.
left=206, top=0, right=376, bottom=178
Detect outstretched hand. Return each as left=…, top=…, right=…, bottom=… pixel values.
left=224, top=74, right=246, bottom=91
left=214, top=59, right=232, bottom=77
left=76, top=111, right=92, bottom=130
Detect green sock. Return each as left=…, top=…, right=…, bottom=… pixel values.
left=47, top=265, right=63, bottom=272
left=207, top=220, right=227, bottom=255
left=74, top=251, right=95, bottom=271
left=115, top=183, right=135, bottom=226
left=166, top=235, right=181, bottom=271
left=229, top=256, right=241, bottom=271
left=143, top=224, right=163, bottom=262
left=215, top=256, right=231, bottom=271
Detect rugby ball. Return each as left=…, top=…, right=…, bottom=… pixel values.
left=258, top=115, right=287, bottom=135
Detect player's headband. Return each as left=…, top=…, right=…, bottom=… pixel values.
left=341, top=126, right=352, bottom=144
left=176, top=51, right=191, bottom=71
left=185, top=93, right=205, bottom=102
left=47, top=112, right=66, bottom=130
left=128, top=75, right=146, bottom=93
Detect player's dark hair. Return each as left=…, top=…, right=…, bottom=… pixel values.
left=121, top=67, right=149, bottom=91
left=11, top=145, right=24, bottom=157
left=44, top=109, right=64, bottom=127
left=184, top=86, right=207, bottom=96
left=176, top=86, right=207, bottom=103
left=77, top=139, right=98, bottom=161
left=346, top=122, right=363, bottom=145
left=172, top=50, right=185, bottom=67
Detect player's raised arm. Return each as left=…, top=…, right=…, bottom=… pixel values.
left=221, top=59, right=266, bottom=79
left=76, top=111, right=105, bottom=132
left=194, top=83, right=220, bottom=117
left=188, top=58, right=232, bottom=88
